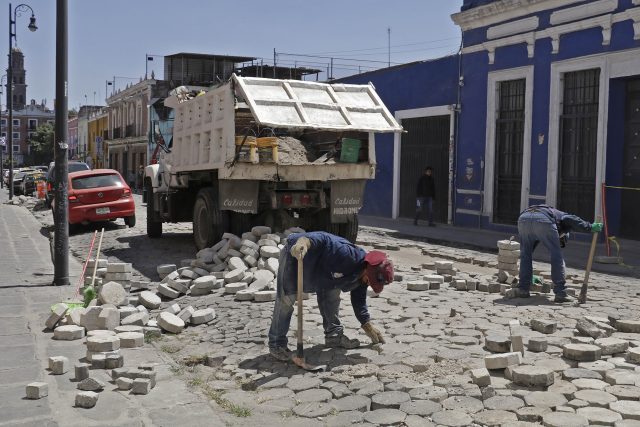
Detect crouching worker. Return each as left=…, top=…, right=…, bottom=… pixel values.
left=268, top=231, right=394, bottom=361
left=513, top=205, right=602, bottom=303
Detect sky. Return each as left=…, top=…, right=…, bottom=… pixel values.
left=0, top=0, right=463, bottom=111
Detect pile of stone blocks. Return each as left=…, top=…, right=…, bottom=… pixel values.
left=497, top=239, right=520, bottom=284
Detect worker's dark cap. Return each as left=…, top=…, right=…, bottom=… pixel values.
left=364, top=251, right=394, bottom=294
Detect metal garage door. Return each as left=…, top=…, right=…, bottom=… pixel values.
left=398, top=116, right=450, bottom=222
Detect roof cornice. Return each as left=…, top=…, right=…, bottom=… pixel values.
left=451, top=0, right=584, bottom=31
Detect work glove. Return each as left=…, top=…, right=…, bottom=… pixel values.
left=362, top=321, right=385, bottom=344
left=532, top=275, right=543, bottom=285
left=591, top=222, right=603, bottom=233
left=290, top=237, right=311, bottom=260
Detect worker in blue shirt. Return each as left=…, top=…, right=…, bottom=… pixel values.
left=512, top=205, right=603, bottom=303
left=268, top=231, right=394, bottom=361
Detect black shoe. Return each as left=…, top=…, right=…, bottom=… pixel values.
left=512, top=288, right=531, bottom=298
left=554, top=295, right=574, bottom=303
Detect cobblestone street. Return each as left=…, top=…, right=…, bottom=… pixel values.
left=3, top=193, right=640, bottom=426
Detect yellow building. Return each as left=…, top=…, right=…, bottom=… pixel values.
left=87, top=109, right=109, bottom=169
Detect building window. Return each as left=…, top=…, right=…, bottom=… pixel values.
left=493, top=79, right=526, bottom=225
left=12, top=132, right=19, bottom=139
left=557, top=68, right=600, bottom=220
left=13, top=144, right=19, bottom=152
left=28, top=132, right=35, bottom=140
left=0, top=119, right=6, bottom=127
left=28, top=119, right=37, bottom=130
left=12, top=119, right=19, bottom=127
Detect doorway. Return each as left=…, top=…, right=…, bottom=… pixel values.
left=621, top=79, right=640, bottom=239
left=398, top=115, right=450, bottom=223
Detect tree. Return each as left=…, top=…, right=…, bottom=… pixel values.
left=28, top=122, right=54, bottom=165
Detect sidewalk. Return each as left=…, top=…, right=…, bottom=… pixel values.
left=359, top=215, right=640, bottom=278
left=0, top=192, right=225, bottom=426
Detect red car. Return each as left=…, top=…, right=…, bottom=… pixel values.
left=55, top=169, right=136, bottom=227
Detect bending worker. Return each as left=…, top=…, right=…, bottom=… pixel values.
left=512, top=205, right=602, bottom=303
left=268, top=231, right=394, bottom=361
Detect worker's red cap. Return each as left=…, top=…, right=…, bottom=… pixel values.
left=364, top=251, right=394, bottom=294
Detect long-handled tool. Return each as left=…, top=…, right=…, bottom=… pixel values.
left=291, top=249, right=326, bottom=372
left=83, top=228, right=105, bottom=307
left=579, top=219, right=601, bottom=304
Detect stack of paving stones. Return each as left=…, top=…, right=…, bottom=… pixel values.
left=497, top=239, right=520, bottom=286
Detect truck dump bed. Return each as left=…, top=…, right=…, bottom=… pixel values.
left=163, top=75, right=402, bottom=181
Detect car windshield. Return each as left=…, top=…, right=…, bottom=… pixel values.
left=72, top=173, right=123, bottom=190
left=49, top=163, right=90, bottom=180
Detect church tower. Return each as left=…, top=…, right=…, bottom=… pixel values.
left=9, top=48, right=27, bottom=110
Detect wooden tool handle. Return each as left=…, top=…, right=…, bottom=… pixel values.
left=296, top=254, right=304, bottom=358
left=90, top=228, right=105, bottom=288
left=579, top=220, right=600, bottom=304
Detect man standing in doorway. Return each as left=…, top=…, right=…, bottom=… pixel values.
left=415, top=166, right=436, bottom=226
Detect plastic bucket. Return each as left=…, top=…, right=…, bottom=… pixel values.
left=340, top=138, right=361, bottom=163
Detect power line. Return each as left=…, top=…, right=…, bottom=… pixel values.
left=307, top=36, right=460, bottom=55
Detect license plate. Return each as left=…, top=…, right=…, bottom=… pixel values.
left=96, top=207, right=110, bottom=215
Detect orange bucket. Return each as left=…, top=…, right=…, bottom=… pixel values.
left=36, top=181, right=46, bottom=199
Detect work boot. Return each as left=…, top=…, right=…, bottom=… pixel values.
left=269, top=347, right=293, bottom=362
left=512, top=288, right=530, bottom=298
left=325, top=334, right=360, bottom=349
left=554, top=295, right=574, bottom=304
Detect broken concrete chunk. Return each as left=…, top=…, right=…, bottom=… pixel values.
left=485, top=352, right=521, bottom=370
left=77, top=377, right=105, bottom=391
left=25, top=382, right=48, bottom=399
left=86, top=335, right=120, bottom=352
left=98, top=281, right=127, bottom=306
left=75, top=391, right=98, bottom=408
left=139, top=291, right=161, bottom=309
left=531, top=319, right=557, bottom=334
left=48, top=356, right=69, bottom=375
left=190, top=308, right=215, bottom=325
left=45, top=303, right=68, bottom=330
left=157, top=312, right=185, bottom=334
left=563, top=344, right=602, bottom=362
left=117, top=332, right=145, bottom=348
left=53, top=325, right=85, bottom=341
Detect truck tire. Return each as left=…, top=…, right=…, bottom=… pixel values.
left=193, top=188, right=227, bottom=251
left=229, top=212, right=252, bottom=237
left=146, top=181, right=162, bottom=238
left=336, top=215, right=359, bottom=243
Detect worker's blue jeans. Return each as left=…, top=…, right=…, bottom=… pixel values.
left=518, top=211, right=567, bottom=297
left=268, top=251, right=343, bottom=350
left=416, top=196, right=434, bottom=224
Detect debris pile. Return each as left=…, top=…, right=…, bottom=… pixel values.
left=497, top=239, right=520, bottom=285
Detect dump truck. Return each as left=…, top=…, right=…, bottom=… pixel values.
left=145, top=74, right=402, bottom=250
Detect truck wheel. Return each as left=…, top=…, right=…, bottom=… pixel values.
left=229, top=212, right=253, bottom=237
left=336, top=215, right=359, bottom=243
left=146, top=181, right=162, bottom=238
left=125, top=215, right=136, bottom=228
left=193, top=188, right=227, bottom=250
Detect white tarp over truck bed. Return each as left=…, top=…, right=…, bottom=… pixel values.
left=233, top=75, right=403, bottom=133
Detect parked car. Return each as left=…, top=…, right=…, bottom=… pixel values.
left=45, top=161, right=90, bottom=207
left=20, top=170, right=46, bottom=197
left=12, top=169, right=37, bottom=195
left=52, top=169, right=135, bottom=227
left=34, top=165, right=48, bottom=173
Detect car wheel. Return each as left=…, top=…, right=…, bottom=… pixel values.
left=125, top=215, right=136, bottom=228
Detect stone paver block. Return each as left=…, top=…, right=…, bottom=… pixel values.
left=25, top=382, right=48, bottom=399
left=295, top=388, right=332, bottom=403
left=610, top=401, right=640, bottom=420
left=371, top=391, right=411, bottom=410
left=121, top=311, right=149, bottom=327
left=157, top=312, right=185, bottom=334
left=485, top=335, right=512, bottom=353
left=75, top=391, right=98, bottom=408
left=616, top=320, right=640, bottom=334
left=131, top=378, right=151, bottom=395
left=531, top=319, right=557, bottom=334
left=542, top=411, right=588, bottom=427
left=407, top=281, right=429, bottom=291
left=563, top=343, right=602, bottom=361
left=563, top=368, right=603, bottom=381
left=45, top=303, right=68, bottom=330
left=473, top=410, right=518, bottom=426
left=77, top=377, right=105, bottom=391
left=287, top=375, right=321, bottom=392
left=579, top=360, right=616, bottom=375
left=139, top=291, right=161, bottom=309
left=399, top=400, right=441, bottom=416
left=86, top=335, right=120, bottom=352
left=332, top=395, right=371, bottom=412
left=431, top=410, right=473, bottom=427
left=574, top=389, right=617, bottom=407
left=484, top=395, right=525, bottom=411
left=528, top=338, right=548, bottom=352
left=98, top=281, right=127, bottom=306
left=442, top=396, right=484, bottom=413
left=516, top=406, right=551, bottom=422
left=596, top=337, right=630, bottom=355
left=107, top=262, right=132, bottom=273
left=293, top=401, right=334, bottom=418
left=53, top=324, right=85, bottom=340
left=177, top=306, right=195, bottom=323
left=606, top=385, right=640, bottom=400
left=485, top=352, right=521, bottom=370
left=116, top=377, right=133, bottom=390
left=157, top=283, right=180, bottom=299
left=572, top=378, right=610, bottom=390
left=363, top=409, right=407, bottom=425
left=512, top=365, right=555, bottom=387
left=75, top=363, right=90, bottom=381
left=117, top=332, right=144, bottom=348
left=190, top=308, right=215, bottom=325
left=524, top=391, right=568, bottom=409
left=606, top=369, right=640, bottom=386
left=48, top=356, right=69, bottom=375
left=627, top=347, right=640, bottom=364
left=577, top=407, right=622, bottom=426
left=254, top=290, right=276, bottom=302
left=471, top=368, right=491, bottom=387
left=97, top=307, right=119, bottom=330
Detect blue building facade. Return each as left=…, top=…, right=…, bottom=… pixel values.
left=342, top=0, right=640, bottom=241
left=452, top=0, right=640, bottom=240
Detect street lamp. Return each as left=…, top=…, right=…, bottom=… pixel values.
left=7, top=3, right=37, bottom=200
left=0, top=74, right=6, bottom=189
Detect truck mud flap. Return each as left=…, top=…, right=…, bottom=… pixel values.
left=219, top=181, right=259, bottom=214
left=330, top=180, right=366, bottom=223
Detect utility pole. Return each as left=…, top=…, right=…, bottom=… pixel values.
left=273, top=48, right=277, bottom=78
left=53, top=0, right=69, bottom=286
left=387, top=27, right=391, bottom=68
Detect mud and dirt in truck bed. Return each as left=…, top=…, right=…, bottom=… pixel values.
left=277, top=136, right=326, bottom=164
